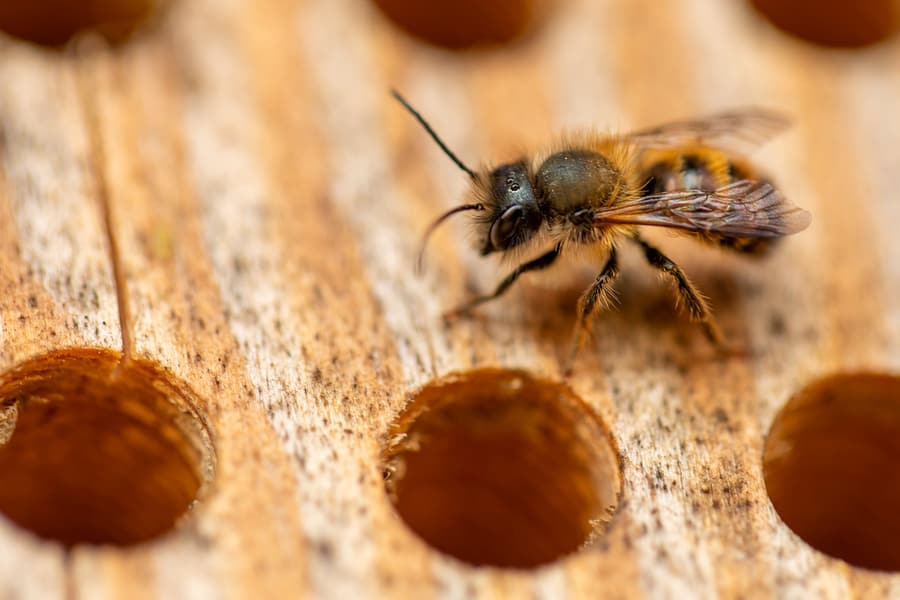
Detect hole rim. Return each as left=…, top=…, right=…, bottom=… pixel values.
left=382, top=367, right=623, bottom=569
left=0, top=346, right=216, bottom=548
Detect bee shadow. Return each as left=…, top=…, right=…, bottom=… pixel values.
left=511, top=248, right=750, bottom=361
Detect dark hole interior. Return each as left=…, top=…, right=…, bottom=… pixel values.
left=372, top=0, right=546, bottom=49
left=383, top=368, right=620, bottom=568
left=764, top=372, right=900, bottom=572
left=0, top=349, right=213, bottom=547
left=750, top=0, right=900, bottom=47
left=0, top=0, right=163, bottom=47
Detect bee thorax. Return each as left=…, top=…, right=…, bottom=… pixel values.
left=536, top=150, right=621, bottom=212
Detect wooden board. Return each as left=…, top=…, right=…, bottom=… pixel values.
left=1, top=0, right=900, bottom=597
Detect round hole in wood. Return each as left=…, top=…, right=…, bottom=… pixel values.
left=0, top=0, right=166, bottom=47
left=383, top=368, right=621, bottom=568
left=372, top=0, right=548, bottom=49
left=763, top=373, right=900, bottom=571
left=0, top=348, right=214, bottom=547
left=750, top=0, right=900, bottom=47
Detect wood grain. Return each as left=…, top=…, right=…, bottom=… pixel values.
left=1, top=0, right=900, bottom=598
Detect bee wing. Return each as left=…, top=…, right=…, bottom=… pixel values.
left=628, top=109, right=790, bottom=153
left=593, top=180, right=811, bottom=238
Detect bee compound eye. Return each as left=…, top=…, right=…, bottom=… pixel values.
left=490, top=205, right=523, bottom=250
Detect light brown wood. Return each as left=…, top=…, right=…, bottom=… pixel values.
left=2, top=0, right=900, bottom=598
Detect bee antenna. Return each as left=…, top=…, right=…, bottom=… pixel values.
left=415, top=203, right=485, bottom=275
left=391, top=89, right=477, bottom=181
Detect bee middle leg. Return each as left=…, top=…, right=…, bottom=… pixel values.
left=631, top=234, right=726, bottom=346
left=564, top=248, right=620, bottom=376
left=444, top=243, right=562, bottom=319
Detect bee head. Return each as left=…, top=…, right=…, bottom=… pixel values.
left=392, top=90, right=543, bottom=269
left=477, top=161, right=543, bottom=255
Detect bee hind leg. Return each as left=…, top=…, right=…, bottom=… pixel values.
left=564, top=248, right=620, bottom=377
left=632, top=234, right=738, bottom=352
left=443, top=244, right=562, bottom=321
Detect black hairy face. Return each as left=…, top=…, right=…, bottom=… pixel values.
left=478, top=161, right=543, bottom=255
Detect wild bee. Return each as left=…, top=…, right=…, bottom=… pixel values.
left=394, top=91, right=811, bottom=374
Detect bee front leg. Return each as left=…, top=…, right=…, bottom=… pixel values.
left=444, top=244, right=562, bottom=321
left=632, top=235, right=728, bottom=348
left=564, top=248, right=620, bottom=377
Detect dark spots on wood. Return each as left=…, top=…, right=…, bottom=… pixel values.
left=27, top=295, right=37, bottom=308
left=652, top=466, right=668, bottom=491
left=655, top=416, right=673, bottom=435
left=769, top=312, right=786, bottom=336
left=713, top=407, right=729, bottom=425
left=192, top=526, right=214, bottom=550
left=314, top=539, right=334, bottom=559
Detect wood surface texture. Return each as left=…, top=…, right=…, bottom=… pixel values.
left=1, top=0, right=900, bottom=598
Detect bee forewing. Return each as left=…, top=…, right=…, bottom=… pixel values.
left=593, top=180, right=811, bottom=238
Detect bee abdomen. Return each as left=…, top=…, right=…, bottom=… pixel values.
left=639, top=151, right=730, bottom=195
left=709, top=234, right=777, bottom=255
left=637, top=149, right=777, bottom=256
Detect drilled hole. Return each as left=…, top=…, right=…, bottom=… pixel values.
left=383, top=368, right=621, bottom=568
left=372, top=0, right=548, bottom=49
left=0, top=0, right=166, bottom=47
left=750, top=0, right=900, bottom=47
left=0, top=348, right=214, bottom=547
left=763, top=373, right=900, bottom=571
